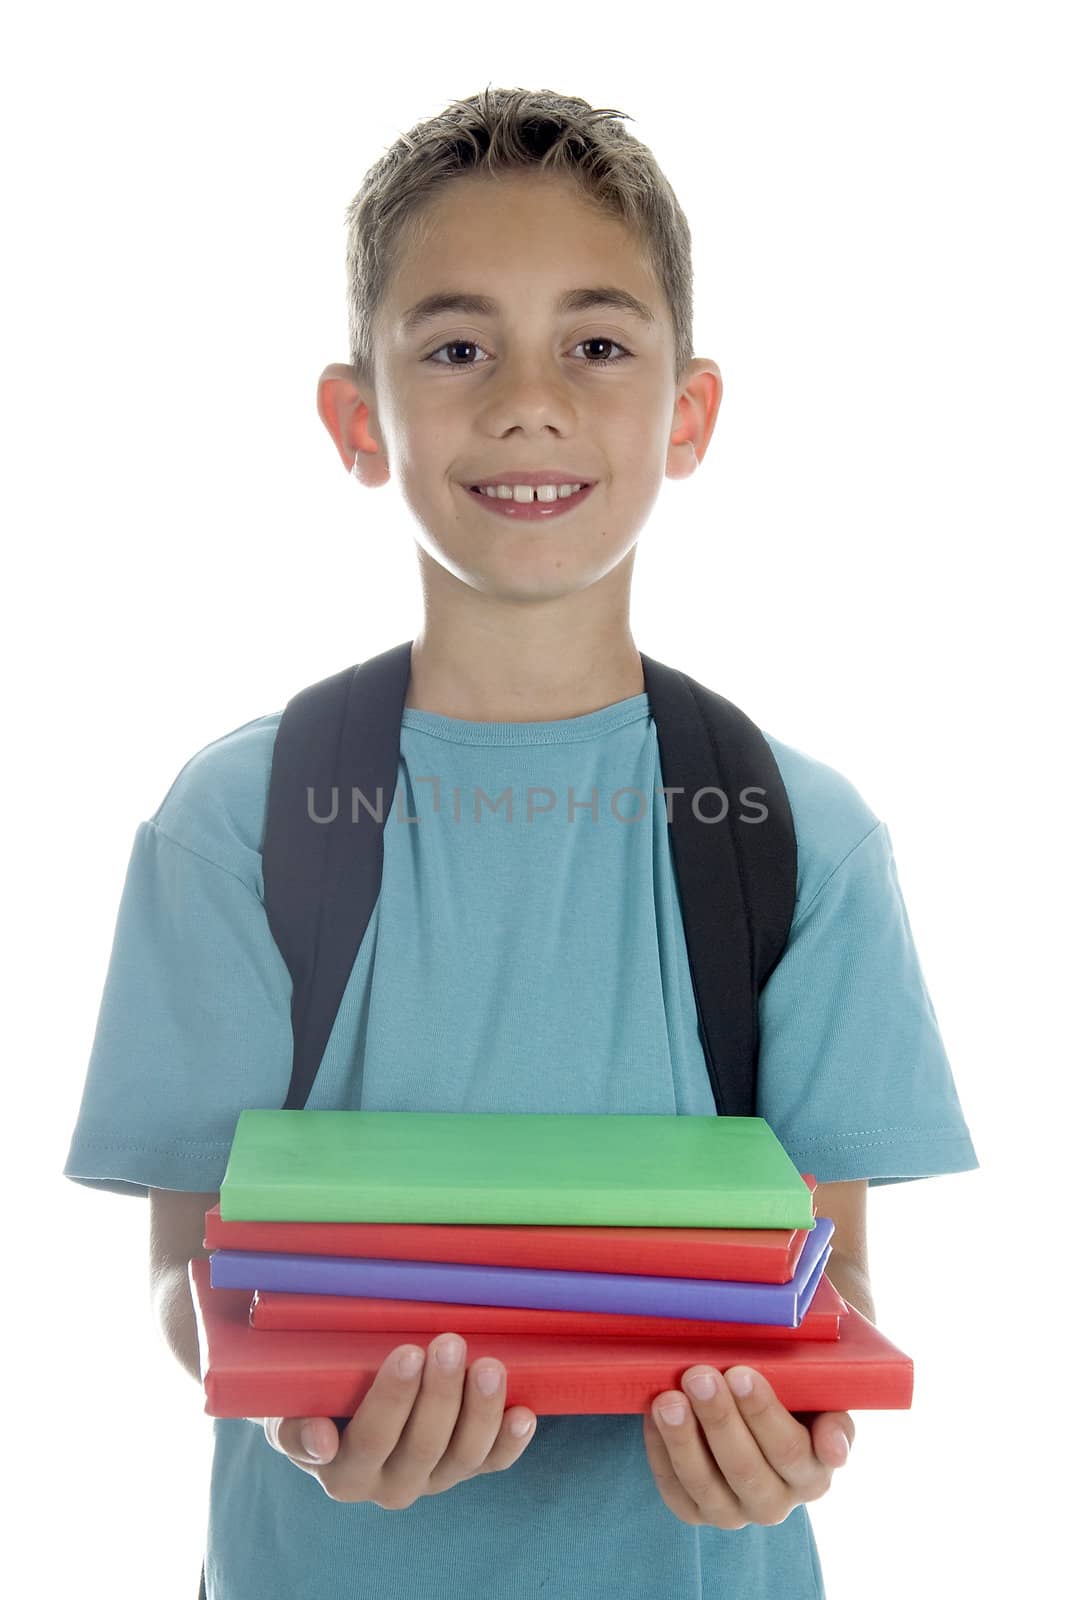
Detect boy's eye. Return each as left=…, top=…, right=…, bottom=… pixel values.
left=423, top=336, right=632, bottom=371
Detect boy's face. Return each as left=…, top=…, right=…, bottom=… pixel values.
left=320, top=171, right=720, bottom=603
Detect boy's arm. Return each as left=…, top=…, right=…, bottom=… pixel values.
left=148, top=1188, right=219, bottom=1385
left=813, top=1178, right=876, bottom=1323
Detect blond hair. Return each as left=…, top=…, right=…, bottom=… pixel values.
left=344, top=85, right=694, bottom=389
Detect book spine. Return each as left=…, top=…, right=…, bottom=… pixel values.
left=221, top=1182, right=813, bottom=1231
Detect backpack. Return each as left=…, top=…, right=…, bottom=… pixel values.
left=260, top=639, right=798, bottom=1119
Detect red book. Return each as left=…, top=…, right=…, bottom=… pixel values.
left=190, top=1259, right=911, bottom=1417
left=202, top=1175, right=818, bottom=1285
left=250, top=1269, right=848, bottom=1340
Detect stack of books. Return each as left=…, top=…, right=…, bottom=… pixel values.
left=189, top=1109, right=913, bottom=1418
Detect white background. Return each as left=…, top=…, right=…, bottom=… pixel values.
left=6, top=2, right=1063, bottom=1595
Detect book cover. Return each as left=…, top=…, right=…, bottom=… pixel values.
left=219, top=1110, right=815, bottom=1230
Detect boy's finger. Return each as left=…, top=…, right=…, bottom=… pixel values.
left=647, top=1395, right=746, bottom=1528
left=416, top=1353, right=506, bottom=1484
left=336, top=1343, right=429, bottom=1471
left=691, top=1367, right=826, bottom=1499
left=265, top=1416, right=340, bottom=1465
left=642, top=1408, right=702, bottom=1523
left=380, top=1333, right=471, bottom=1483
left=443, top=1403, right=538, bottom=1481
left=672, top=1368, right=789, bottom=1520
left=809, top=1410, right=855, bottom=1469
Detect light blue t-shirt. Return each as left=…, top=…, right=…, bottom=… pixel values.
left=63, top=690, right=978, bottom=1600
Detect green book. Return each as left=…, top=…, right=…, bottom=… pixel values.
left=219, top=1110, right=814, bottom=1230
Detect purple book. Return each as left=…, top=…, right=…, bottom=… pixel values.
left=209, top=1215, right=834, bottom=1328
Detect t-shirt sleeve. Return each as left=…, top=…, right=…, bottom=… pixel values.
left=756, top=819, right=979, bottom=1187
left=62, top=819, right=295, bottom=1198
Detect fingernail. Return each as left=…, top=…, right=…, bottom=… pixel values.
left=474, top=1364, right=501, bottom=1396
left=726, top=1369, right=754, bottom=1398
left=395, top=1347, right=425, bottom=1378
left=435, top=1336, right=465, bottom=1369
left=299, top=1424, right=325, bottom=1460
left=833, top=1428, right=850, bottom=1462
left=658, top=1402, right=688, bottom=1425
left=686, top=1370, right=718, bottom=1401
left=509, top=1416, right=533, bottom=1437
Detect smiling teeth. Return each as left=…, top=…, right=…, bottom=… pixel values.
left=477, top=483, right=586, bottom=502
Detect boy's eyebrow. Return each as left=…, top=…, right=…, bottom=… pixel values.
left=398, top=286, right=657, bottom=336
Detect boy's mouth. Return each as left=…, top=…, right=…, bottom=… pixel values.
left=463, top=481, right=596, bottom=521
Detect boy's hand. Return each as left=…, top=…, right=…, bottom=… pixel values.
left=252, top=1332, right=537, bottom=1506
left=642, top=1363, right=854, bottom=1528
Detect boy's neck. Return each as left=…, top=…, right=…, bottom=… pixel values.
left=404, top=631, right=647, bottom=724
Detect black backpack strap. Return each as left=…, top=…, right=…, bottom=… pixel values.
left=262, top=642, right=796, bottom=1119
left=262, top=641, right=414, bottom=1110
left=640, top=653, right=797, bottom=1116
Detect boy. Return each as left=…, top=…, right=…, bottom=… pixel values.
left=63, top=86, right=979, bottom=1599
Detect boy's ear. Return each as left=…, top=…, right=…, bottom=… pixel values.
left=316, top=362, right=390, bottom=486
left=665, top=359, right=723, bottom=482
